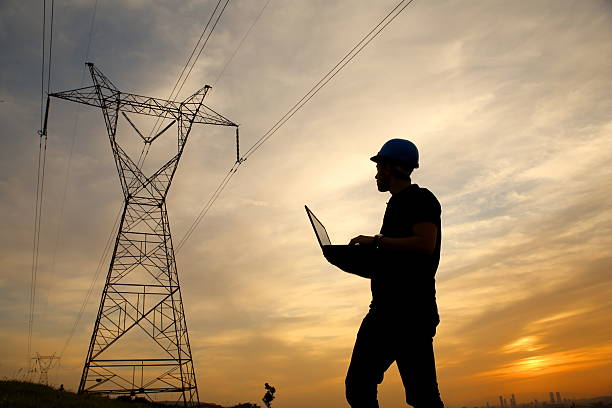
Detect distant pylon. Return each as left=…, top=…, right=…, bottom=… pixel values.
left=50, top=63, right=237, bottom=406
left=30, top=353, right=60, bottom=385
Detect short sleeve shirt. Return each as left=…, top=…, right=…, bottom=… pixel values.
left=370, top=184, right=442, bottom=327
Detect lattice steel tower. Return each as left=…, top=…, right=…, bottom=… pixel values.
left=30, top=353, right=60, bottom=385
left=50, top=63, right=237, bottom=406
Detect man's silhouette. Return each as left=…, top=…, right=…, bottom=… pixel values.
left=342, top=139, right=444, bottom=408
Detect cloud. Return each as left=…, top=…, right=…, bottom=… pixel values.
left=2, top=1, right=612, bottom=407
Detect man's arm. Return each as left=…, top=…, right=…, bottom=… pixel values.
left=349, top=222, right=438, bottom=255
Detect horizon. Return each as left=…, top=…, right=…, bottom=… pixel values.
left=2, top=379, right=612, bottom=408
left=1, top=1, right=612, bottom=407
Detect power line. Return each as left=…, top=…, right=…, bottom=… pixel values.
left=55, top=0, right=104, bottom=360
left=166, top=0, right=225, bottom=102
left=173, top=1, right=274, bottom=252
left=39, top=0, right=46, bottom=130
left=30, top=0, right=46, bottom=366
left=175, top=161, right=240, bottom=253
left=145, top=0, right=228, bottom=140
left=50, top=0, right=98, bottom=293
left=140, top=0, right=231, bottom=170
left=213, top=0, right=271, bottom=87
left=29, top=0, right=55, bottom=366
left=59, top=203, right=122, bottom=359
left=46, top=0, right=55, bottom=96
left=83, top=0, right=98, bottom=62
left=175, top=0, right=416, bottom=250
left=28, top=128, right=47, bottom=366
left=139, top=0, right=227, bottom=167
left=175, top=0, right=231, bottom=99
left=242, top=0, right=416, bottom=160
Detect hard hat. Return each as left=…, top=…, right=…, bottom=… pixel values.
left=370, top=138, right=419, bottom=168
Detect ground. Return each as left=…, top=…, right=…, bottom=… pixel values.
left=0, top=381, right=260, bottom=408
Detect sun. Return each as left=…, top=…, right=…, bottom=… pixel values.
left=514, top=356, right=552, bottom=374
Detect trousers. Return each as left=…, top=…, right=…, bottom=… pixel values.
left=345, top=310, right=444, bottom=408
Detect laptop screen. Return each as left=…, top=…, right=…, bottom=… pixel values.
left=305, top=205, right=332, bottom=247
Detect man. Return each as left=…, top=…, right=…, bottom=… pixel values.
left=344, top=139, right=444, bottom=408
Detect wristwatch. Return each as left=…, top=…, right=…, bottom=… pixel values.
left=373, top=234, right=384, bottom=250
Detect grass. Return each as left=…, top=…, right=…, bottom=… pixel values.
left=0, top=380, right=157, bottom=408
left=0, top=381, right=260, bottom=408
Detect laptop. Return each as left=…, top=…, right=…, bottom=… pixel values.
left=305, top=205, right=375, bottom=278
left=305, top=205, right=333, bottom=248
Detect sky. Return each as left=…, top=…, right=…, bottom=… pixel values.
left=1, top=0, right=612, bottom=407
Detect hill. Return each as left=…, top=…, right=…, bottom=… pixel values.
left=0, top=381, right=260, bottom=408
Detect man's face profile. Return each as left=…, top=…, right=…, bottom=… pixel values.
left=375, top=162, right=391, bottom=192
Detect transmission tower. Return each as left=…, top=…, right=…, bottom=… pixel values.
left=30, top=353, right=60, bottom=385
left=50, top=63, right=237, bottom=406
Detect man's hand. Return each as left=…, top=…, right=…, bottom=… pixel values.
left=349, top=235, right=375, bottom=246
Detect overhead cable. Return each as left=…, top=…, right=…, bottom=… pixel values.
left=175, top=162, right=239, bottom=253
left=140, top=0, right=231, bottom=170
left=213, top=0, right=272, bottom=86
left=166, top=0, right=225, bottom=102
left=50, top=0, right=98, bottom=295
left=30, top=0, right=47, bottom=365
left=242, top=0, right=416, bottom=160
left=145, top=0, right=229, bottom=141
left=176, top=0, right=416, bottom=250
left=28, top=127, right=47, bottom=365
left=59, top=204, right=122, bottom=359
left=56, top=0, right=103, bottom=360
left=29, top=0, right=55, bottom=366
left=174, top=0, right=231, bottom=99
left=46, top=0, right=55, bottom=96
left=39, top=0, right=46, bottom=130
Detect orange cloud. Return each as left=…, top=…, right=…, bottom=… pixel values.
left=474, top=344, right=612, bottom=381
left=502, top=336, right=548, bottom=354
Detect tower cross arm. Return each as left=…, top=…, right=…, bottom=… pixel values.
left=50, top=86, right=103, bottom=109
left=191, top=104, right=237, bottom=127
left=50, top=88, right=182, bottom=121
left=50, top=87, right=237, bottom=127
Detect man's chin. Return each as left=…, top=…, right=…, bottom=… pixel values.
left=377, top=184, right=388, bottom=192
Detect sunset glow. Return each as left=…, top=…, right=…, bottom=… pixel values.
left=1, top=1, right=612, bottom=407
